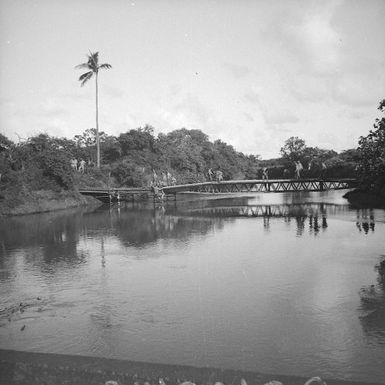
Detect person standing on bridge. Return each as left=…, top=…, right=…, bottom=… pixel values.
left=166, top=171, right=172, bottom=185
left=216, top=170, right=223, bottom=182
left=294, top=161, right=303, bottom=179
left=320, top=162, right=327, bottom=179
left=208, top=168, right=213, bottom=181
left=262, top=167, right=268, bottom=180
left=152, top=169, right=158, bottom=186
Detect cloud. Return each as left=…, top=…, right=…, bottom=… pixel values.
left=269, top=0, right=384, bottom=113
left=244, top=89, right=261, bottom=104
left=317, top=131, right=338, bottom=147
left=243, top=88, right=299, bottom=125
left=269, top=1, right=343, bottom=77
left=173, top=94, right=211, bottom=127
left=169, top=84, right=182, bottom=97
left=332, top=73, right=383, bottom=107
left=295, top=14, right=341, bottom=74
left=0, top=97, right=13, bottom=106
left=243, top=112, right=254, bottom=122
left=265, top=114, right=298, bottom=125
left=223, top=63, right=253, bottom=79
left=102, top=85, right=125, bottom=99
left=40, top=98, right=67, bottom=117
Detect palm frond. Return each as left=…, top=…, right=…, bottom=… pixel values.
left=99, top=63, right=112, bottom=70
left=79, top=71, right=93, bottom=86
left=88, top=51, right=99, bottom=68
left=79, top=71, right=93, bottom=81
left=75, top=62, right=90, bottom=70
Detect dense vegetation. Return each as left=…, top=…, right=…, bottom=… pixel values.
left=0, top=126, right=358, bottom=191
left=2, top=98, right=384, bottom=213
left=355, top=100, right=385, bottom=197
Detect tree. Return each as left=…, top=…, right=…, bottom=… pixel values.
left=0, top=133, right=13, bottom=152
left=74, top=128, right=107, bottom=148
left=0, top=134, right=14, bottom=181
left=118, top=126, right=155, bottom=155
left=357, top=99, right=385, bottom=194
left=280, top=136, right=307, bottom=163
left=76, top=51, right=112, bottom=168
left=101, top=135, right=121, bottom=163
left=8, top=134, right=74, bottom=189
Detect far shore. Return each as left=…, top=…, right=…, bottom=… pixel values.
left=0, top=190, right=102, bottom=217
left=0, top=349, right=382, bottom=385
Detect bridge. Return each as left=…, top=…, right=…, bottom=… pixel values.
left=162, top=178, right=357, bottom=194
left=79, top=187, right=151, bottom=202
left=79, top=178, right=357, bottom=202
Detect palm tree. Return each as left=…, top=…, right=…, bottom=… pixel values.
left=75, top=51, right=112, bottom=168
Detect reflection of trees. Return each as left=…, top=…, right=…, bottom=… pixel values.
left=113, top=207, right=224, bottom=247
left=359, top=256, right=385, bottom=341
left=0, top=208, right=88, bottom=274
left=71, top=202, right=227, bottom=249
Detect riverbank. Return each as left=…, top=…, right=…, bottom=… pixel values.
left=343, top=189, right=385, bottom=208
left=0, top=349, right=382, bottom=385
left=0, top=189, right=102, bottom=216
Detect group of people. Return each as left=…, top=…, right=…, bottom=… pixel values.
left=70, top=158, right=87, bottom=173
left=260, top=159, right=328, bottom=180
left=293, top=160, right=328, bottom=179
left=207, top=168, right=223, bottom=182
left=153, top=159, right=327, bottom=186
left=151, top=169, right=177, bottom=187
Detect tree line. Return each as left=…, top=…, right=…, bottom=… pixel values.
left=0, top=126, right=358, bottom=190
left=0, top=99, right=384, bottom=197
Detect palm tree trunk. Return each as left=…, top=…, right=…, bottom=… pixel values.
left=95, top=72, right=100, bottom=168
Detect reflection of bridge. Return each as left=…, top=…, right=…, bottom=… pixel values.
left=79, top=178, right=357, bottom=201
left=163, top=178, right=357, bottom=194
left=177, top=203, right=345, bottom=218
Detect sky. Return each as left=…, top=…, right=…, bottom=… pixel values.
left=0, top=0, right=384, bottom=159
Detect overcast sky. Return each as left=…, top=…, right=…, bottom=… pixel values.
left=0, top=0, right=384, bottom=159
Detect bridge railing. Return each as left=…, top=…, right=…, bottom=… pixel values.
left=79, top=178, right=358, bottom=199
left=162, top=178, right=357, bottom=194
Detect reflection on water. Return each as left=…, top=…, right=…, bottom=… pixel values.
left=174, top=201, right=332, bottom=236
left=0, top=191, right=385, bottom=383
left=356, top=210, right=376, bottom=234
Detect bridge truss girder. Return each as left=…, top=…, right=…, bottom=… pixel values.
left=180, top=180, right=355, bottom=194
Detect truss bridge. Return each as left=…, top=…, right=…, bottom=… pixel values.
left=162, top=178, right=357, bottom=195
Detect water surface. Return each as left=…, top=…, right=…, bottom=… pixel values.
left=1, top=190, right=384, bottom=382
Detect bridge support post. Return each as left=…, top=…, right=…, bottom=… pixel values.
left=320, top=181, right=324, bottom=191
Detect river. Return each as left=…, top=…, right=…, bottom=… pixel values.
left=0, top=190, right=384, bottom=383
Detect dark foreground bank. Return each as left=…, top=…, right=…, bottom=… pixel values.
left=0, top=350, right=382, bottom=385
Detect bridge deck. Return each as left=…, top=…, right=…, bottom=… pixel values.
left=162, top=178, right=357, bottom=194
left=79, top=178, right=357, bottom=201
left=79, top=187, right=151, bottom=201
